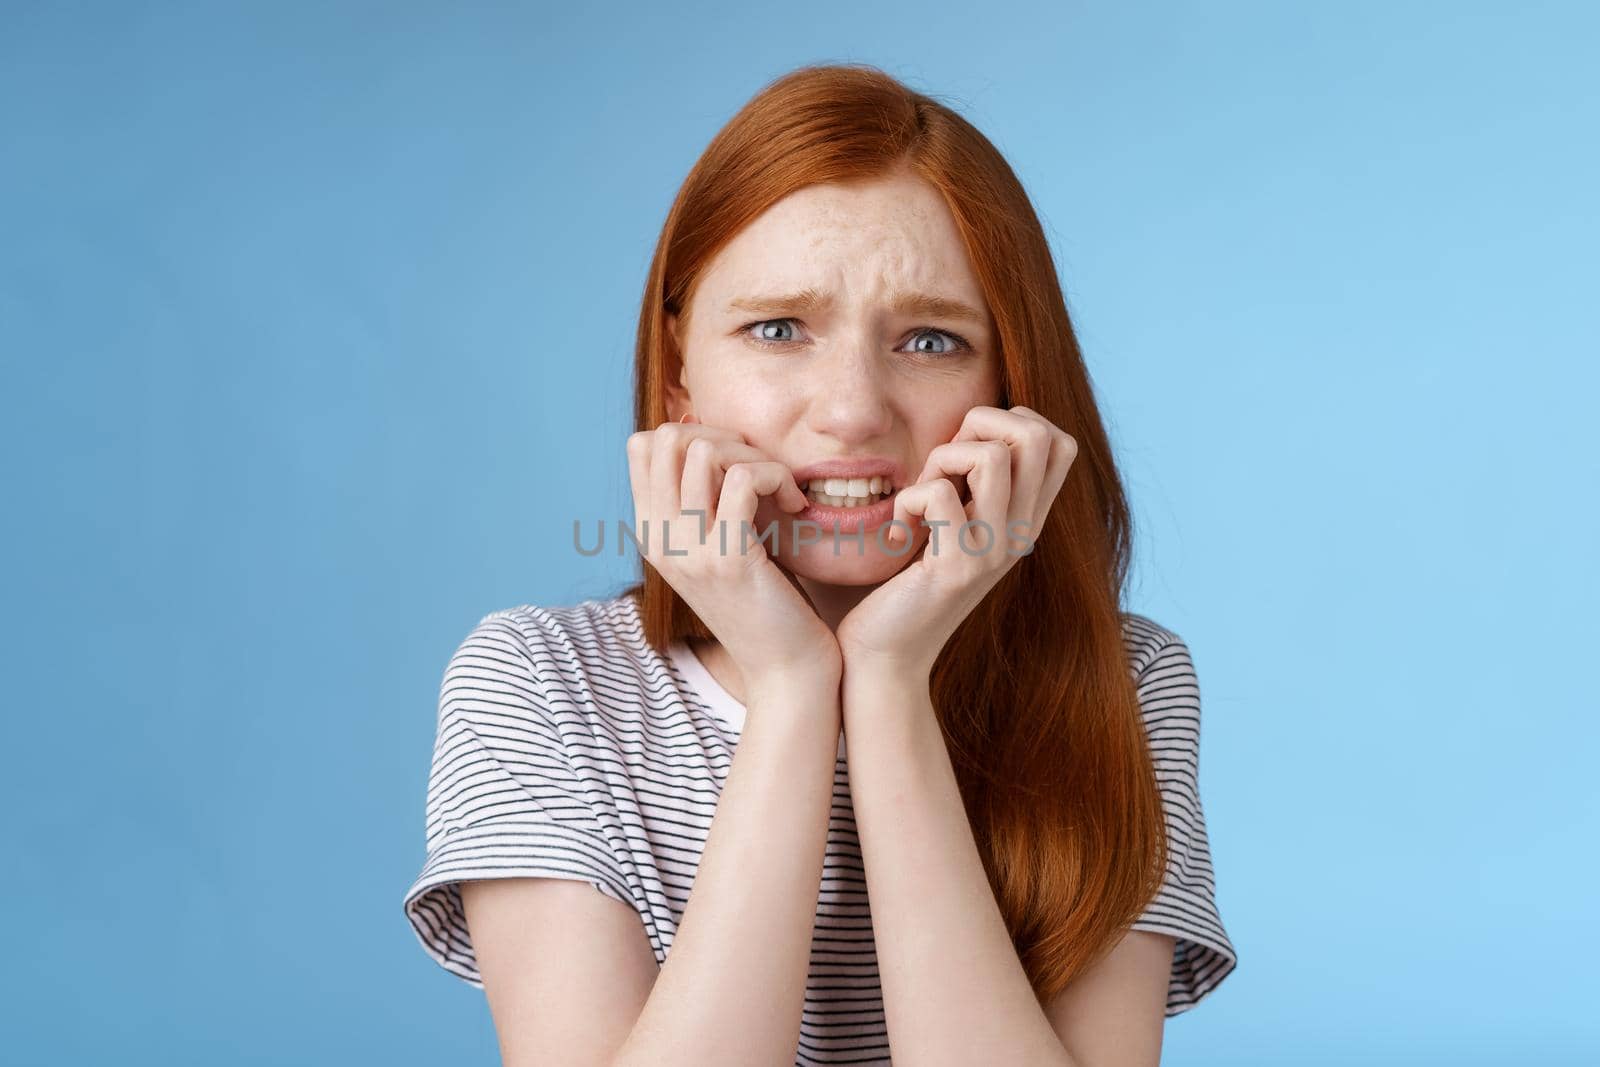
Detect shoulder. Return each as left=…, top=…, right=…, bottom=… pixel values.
left=446, top=594, right=664, bottom=726
left=453, top=594, right=647, bottom=673
left=1118, top=612, right=1192, bottom=680
left=1118, top=612, right=1203, bottom=742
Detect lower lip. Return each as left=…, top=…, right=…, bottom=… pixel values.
left=793, top=492, right=898, bottom=536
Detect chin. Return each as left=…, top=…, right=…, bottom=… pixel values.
left=777, top=540, right=911, bottom=585
left=745, top=502, right=918, bottom=585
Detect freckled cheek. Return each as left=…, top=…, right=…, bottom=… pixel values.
left=899, top=380, right=983, bottom=441
left=695, top=386, right=800, bottom=448
left=703, top=370, right=803, bottom=428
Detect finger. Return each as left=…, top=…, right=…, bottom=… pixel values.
left=683, top=439, right=791, bottom=522
left=1005, top=405, right=1078, bottom=533
left=951, top=405, right=1055, bottom=529
left=626, top=431, right=654, bottom=527
left=716, top=460, right=809, bottom=551
left=912, top=440, right=1011, bottom=538
left=680, top=437, right=719, bottom=543
left=889, top=477, right=968, bottom=557
left=649, top=422, right=741, bottom=537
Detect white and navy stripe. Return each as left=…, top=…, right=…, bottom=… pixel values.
left=1121, top=615, right=1239, bottom=1014
left=402, top=595, right=1236, bottom=1063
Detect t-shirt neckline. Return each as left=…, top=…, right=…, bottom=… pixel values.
left=623, top=593, right=844, bottom=758
left=666, top=637, right=749, bottom=733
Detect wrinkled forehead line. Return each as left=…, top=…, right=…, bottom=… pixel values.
left=760, top=173, right=932, bottom=227
left=686, top=181, right=982, bottom=317
left=737, top=174, right=951, bottom=254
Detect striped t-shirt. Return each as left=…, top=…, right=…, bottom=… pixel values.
left=402, top=593, right=1237, bottom=1064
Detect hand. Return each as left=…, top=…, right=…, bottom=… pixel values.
left=626, top=416, right=842, bottom=694
left=835, top=405, right=1078, bottom=681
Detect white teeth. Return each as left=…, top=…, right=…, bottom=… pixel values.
left=803, top=476, right=892, bottom=493
left=800, top=474, right=895, bottom=508
left=803, top=488, right=891, bottom=508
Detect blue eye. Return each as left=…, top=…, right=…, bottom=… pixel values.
left=906, top=329, right=970, bottom=356
left=739, top=318, right=973, bottom=356
left=746, top=319, right=798, bottom=345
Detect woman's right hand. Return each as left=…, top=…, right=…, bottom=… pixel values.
left=626, top=419, right=842, bottom=695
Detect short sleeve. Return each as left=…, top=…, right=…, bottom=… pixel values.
left=1127, top=631, right=1239, bottom=1016
left=401, top=611, right=636, bottom=988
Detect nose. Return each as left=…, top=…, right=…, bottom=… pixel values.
left=803, top=340, right=895, bottom=443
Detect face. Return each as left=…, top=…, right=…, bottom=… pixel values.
left=664, top=168, right=1003, bottom=588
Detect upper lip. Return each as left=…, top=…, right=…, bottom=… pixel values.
left=791, top=457, right=905, bottom=490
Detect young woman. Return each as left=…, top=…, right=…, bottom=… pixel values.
left=403, top=64, right=1236, bottom=1066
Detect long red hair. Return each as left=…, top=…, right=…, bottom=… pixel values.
left=621, top=62, right=1167, bottom=1004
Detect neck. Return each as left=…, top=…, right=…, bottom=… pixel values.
left=794, top=576, right=879, bottom=632
left=688, top=575, right=881, bottom=706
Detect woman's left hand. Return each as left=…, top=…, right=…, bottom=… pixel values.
left=835, top=405, right=1078, bottom=681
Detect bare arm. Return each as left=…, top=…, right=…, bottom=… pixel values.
left=461, top=417, right=848, bottom=1063
left=840, top=671, right=1075, bottom=1064
left=841, top=670, right=1170, bottom=1066
left=461, top=878, right=657, bottom=1064
left=463, top=672, right=843, bottom=1067
left=1043, top=928, right=1173, bottom=1066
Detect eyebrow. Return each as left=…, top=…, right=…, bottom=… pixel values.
left=727, top=287, right=988, bottom=326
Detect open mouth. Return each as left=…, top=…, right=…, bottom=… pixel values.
left=800, top=476, right=896, bottom=509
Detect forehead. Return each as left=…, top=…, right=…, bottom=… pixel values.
left=693, top=174, right=983, bottom=305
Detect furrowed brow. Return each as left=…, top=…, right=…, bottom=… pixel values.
left=726, top=288, right=986, bottom=325
left=727, top=287, right=831, bottom=315
left=888, top=292, right=987, bottom=325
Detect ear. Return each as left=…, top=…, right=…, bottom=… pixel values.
left=663, top=311, right=693, bottom=422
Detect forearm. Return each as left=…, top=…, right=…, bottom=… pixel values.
left=613, top=677, right=841, bottom=1067
left=842, top=671, right=1073, bottom=1066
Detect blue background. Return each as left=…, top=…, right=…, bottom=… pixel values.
left=4, top=2, right=1596, bottom=1063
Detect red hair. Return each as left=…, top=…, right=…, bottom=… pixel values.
left=622, top=62, right=1167, bottom=1004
